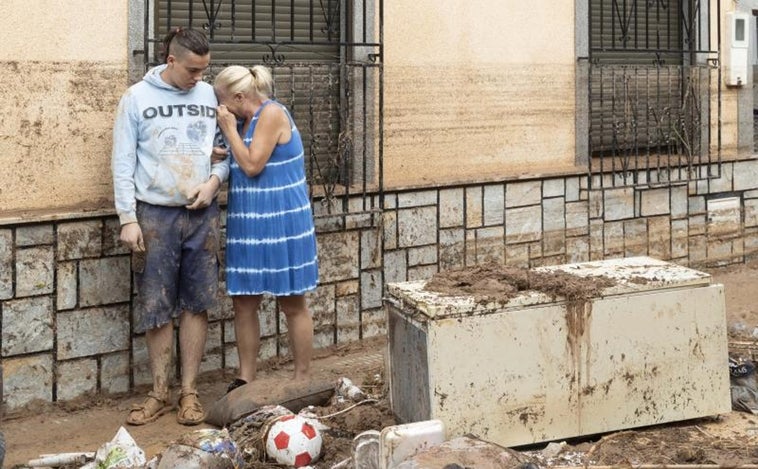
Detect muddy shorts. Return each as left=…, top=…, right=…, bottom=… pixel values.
left=133, top=201, right=221, bottom=333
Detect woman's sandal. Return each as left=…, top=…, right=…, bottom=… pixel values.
left=126, top=391, right=172, bottom=426
left=226, top=378, right=248, bottom=394
left=177, top=390, right=206, bottom=426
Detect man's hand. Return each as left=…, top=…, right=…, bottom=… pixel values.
left=211, top=146, right=228, bottom=164
left=186, top=177, right=220, bottom=210
left=120, top=223, right=145, bottom=252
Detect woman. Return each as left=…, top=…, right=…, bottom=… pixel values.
left=214, top=65, right=318, bottom=392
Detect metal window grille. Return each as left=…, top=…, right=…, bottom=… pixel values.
left=588, top=0, right=721, bottom=188
left=142, top=0, right=383, bottom=209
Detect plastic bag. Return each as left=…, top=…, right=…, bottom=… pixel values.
left=730, top=358, right=758, bottom=414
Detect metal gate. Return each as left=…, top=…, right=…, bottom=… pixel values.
left=141, top=0, right=383, bottom=210
left=588, top=0, right=721, bottom=188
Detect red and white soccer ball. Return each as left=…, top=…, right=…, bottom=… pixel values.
left=265, top=414, right=323, bottom=466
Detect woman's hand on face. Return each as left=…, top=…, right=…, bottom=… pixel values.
left=217, top=105, right=237, bottom=133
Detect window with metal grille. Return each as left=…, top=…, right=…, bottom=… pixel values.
left=588, top=0, right=720, bottom=187
left=143, top=0, right=382, bottom=203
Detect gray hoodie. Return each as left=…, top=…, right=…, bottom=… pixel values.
left=111, top=65, right=229, bottom=225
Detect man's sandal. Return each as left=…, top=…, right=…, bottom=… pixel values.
left=126, top=391, right=172, bottom=426
left=177, top=390, right=206, bottom=426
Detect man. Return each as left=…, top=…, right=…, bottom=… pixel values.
left=111, top=28, right=228, bottom=426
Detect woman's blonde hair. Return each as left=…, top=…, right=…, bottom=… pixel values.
left=214, top=65, right=274, bottom=99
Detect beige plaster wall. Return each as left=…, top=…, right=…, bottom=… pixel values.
left=383, top=0, right=578, bottom=189
left=0, top=1, right=127, bottom=218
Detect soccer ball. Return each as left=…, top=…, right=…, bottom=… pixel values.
left=265, top=414, right=323, bottom=466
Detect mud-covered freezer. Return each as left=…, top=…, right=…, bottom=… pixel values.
left=384, top=256, right=731, bottom=447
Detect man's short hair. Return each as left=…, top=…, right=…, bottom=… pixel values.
left=162, top=27, right=209, bottom=63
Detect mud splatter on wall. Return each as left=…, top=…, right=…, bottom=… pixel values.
left=0, top=61, right=126, bottom=216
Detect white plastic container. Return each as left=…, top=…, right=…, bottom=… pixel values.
left=379, top=420, right=446, bottom=468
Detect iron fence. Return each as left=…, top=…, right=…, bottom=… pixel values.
left=142, top=0, right=383, bottom=211
left=588, top=0, right=721, bottom=188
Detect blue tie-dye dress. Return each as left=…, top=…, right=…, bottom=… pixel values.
left=225, top=100, right=319, bottom=296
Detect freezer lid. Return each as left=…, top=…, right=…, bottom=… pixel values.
left=385, top=256, right=713, bottom=320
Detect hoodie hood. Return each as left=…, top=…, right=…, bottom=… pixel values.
left=143, top=64, right=189, bottom=93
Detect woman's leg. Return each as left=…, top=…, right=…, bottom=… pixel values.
left=278, top=295, right=313, bottom=381
left=233, top=295, right=263, bottom=383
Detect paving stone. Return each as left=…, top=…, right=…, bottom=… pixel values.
left=604, top=221, right=624, bottom=257
left=543, top=179, right=565, bottom=198
left=745, top=228, right=758, bottom=259
left=439, top=188, right=464, bottom=228
left=505, top=205, right=542, bottom=244
left=200, top=321, right=222, bottom=373
left=543, top=197, right=565, bottom=233
left=79, top=256, right=131, bottom=306
left=15, top=224, right=53, bottom=246
left=103, top=218, right=130, bottom=255
left=259, top=336, right=277, bottom=361
left=383, top=194, right=397, bottom=209
left=465, top=186, right=482, bottom=228
left=313, top=325, right=336, bottom=349
left=398, top=206, right=437, bottom=248
left=345, top=213, right=375, bottom=230
left=565, top=201, right=589, bottom=237
left=56, top=358, right=97, bottom=401
left=640, top=188, right=671, bottom=217
left=224, top=345, right=240, bottom=370
left=624, top=218, right=648, bottom=256
left=566, top=236, right=589, bottom=263
left=543, top=231, right=566, bottom=257
left=57, top=261, right=78, bottom=310
left=604, top=187, right=635, bottom=221
left=465, top=229, right=477, bottom=266
left=408, top=245, right=437, bottom=266
left=0, top=230, right=11, bottom=299
left=57, top=220, right=102, bottom=260
left=566, top=177, right=581, bottom=202
left=361, top=309, right=387, bottom=339
left=408, top=264, right=438, bottom=282
left=361, top=228, right=382, bottom=269
left=589, top=219, right=604, bottom=260
left=4, top=354, right=53, bottom=409
left=483, top=184, right=505, bottom=226
left=670, top=185, right=688, bottom=219
left=589, top=189, right=603, bottom=219
left=735, top=160, right=758, bottom=191
left=708, top=163, right=733, bottom=193
left=476, top=226, right=505, bottom=264
left=58, top=305, right=130, bottom=360
left=383, top=211, right=398, bottom=250
left=505, top=180, right=541, bottom=208
left=2, top=296, right=53, bottom=356
left=671, top=219, right=689, bottom=258
left=335, top=280, right=359, bottom=297
left=100, top=351, right=130, bottom=394
left=648, top=216, right=672, bottom=260
left=361, top=270, right=382, bottom=310
left=308, top=284, right=336, bottom=329
left=504, top=243, right=529, bottom=268
left=746, top=199, right=758, bottom=228
left=398, top=190, right=437, bottom=208
left=317, top=231, right=359, bottom=282
left=15, top=246, right=54, bottom=297
left=689, top=195, right=706, bottom=214
left=314, top=214, right=344, bottom=232
left=689, top=214, right=706, bottom=236
left=384, top=250, right=407, bottom=284
left=439, top=228, right=465, bottom=271
left=336, top=295, right=359, bottom=329
left=689, top=235, right=707, bottom=262
left=260, top=296, right=278, bottom=337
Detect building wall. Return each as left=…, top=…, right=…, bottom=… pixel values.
left=3, top=161, right=758, bottom=410
left=382, top=0, right=578, bottom=189
left=0, top=0, right=127, bottom=216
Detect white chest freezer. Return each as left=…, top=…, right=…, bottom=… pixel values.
left=385, top=257, right=731, bottom=447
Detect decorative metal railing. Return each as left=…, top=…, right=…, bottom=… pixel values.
left=142, top=0, right=383, bottom=209
left=588, top=0, right=720, bottom=188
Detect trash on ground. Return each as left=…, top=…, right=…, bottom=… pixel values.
left=155, top=428, right=243, bottom=469
left=730, top=357, right=758, bottom=414
left=27, top=451, right=95, bottom=467
left=81, top=426, right=146, bottom=469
